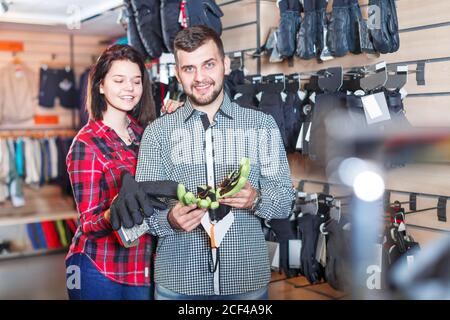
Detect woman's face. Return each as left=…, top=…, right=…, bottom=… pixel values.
left=100, top=59, right=143, bottom=113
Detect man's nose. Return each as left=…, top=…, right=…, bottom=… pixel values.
left=194, top=69, right=206, bottom=82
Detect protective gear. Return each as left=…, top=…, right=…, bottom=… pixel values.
left=185, top=0, right=224, bottom=36
left=297, top=213, right=323, bottom=284
left=347, top=0, right=364, bottom=53
left=110, top=172, right=177, bottom=230
left=130, top=0, right=166, bottom=59
left=257, top=85, right=288, bottom=148
left=316, top=0, right=331, bottom=59
left=160, top=0, right=183, bottom=52
left=324, top=218, right=352, bottom=292
left=296, top=0, right=316, bottom=59
left=327, top=0, right=351, bottom=57
left=276, top=0, right=302, bottom=58
left=368, top=0, right=400, bottom=54
left=267, top=217, right=297, bottom=278
left=123, top=0, right=147, bottom=57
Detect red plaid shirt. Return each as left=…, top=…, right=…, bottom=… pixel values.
left=66, top=115, right=153, bottom=286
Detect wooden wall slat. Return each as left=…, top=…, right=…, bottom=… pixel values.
left=404, top=96, right=450, bottom=127
left=397, top=0, right=450, bottom=30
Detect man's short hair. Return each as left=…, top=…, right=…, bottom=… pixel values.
left=174, top=25, right=225, bottom=63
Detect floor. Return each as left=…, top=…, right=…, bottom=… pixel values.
left=0, top=252, right=347, bottom=300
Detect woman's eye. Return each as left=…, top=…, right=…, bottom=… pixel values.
left=114, top=80, right=123, bottom=83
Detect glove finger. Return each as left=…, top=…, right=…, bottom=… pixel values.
left=147, top=196, right=168, bottom=211
left=110, top=204, right=121, bottom=231
left=121, top=197, right=136, bottom=229
left=131, top=208, right=144, bottom=226
left=135, top=190, right=154, bottom=217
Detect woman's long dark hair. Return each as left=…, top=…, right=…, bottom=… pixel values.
left=86, top=44, right=156, bottom=126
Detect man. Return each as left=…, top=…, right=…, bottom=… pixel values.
left=135, top=25, right=295, bottom=300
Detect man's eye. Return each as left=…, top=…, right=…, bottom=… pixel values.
left=184, top=67, right=194, bottom=73
left=206, top=62, right=215, bottom=68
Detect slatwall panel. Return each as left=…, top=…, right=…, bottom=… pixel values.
left=0, top=30, right=108, bottom=129
left=219, top=0, right=450, bottom=242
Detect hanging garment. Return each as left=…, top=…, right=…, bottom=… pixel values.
left=267, top=217, right=298, bottom=277
left=233, top=84, right=258, bottom=109
left=256, top=86, right=288, bottom=149
left=160, top=0, right=183, bottom=52
left=324, top=218, right=352, bottom=292
left=276, top=0, right=302, bottom=58
left=123, top=0, right=148, bottom=57
left=283, top=90, right=304, bottom=153
left=49, top=137, right=59, bottom=179
left=7, top=139, right=25, bottom=207
left=368, top=0, right=400, bottom=54
left=0, top=139, right=10, bottom=202
left=15, top=139, right=25, bottom=178
left=296, top=0, right=316, bottom=59
left=0, top=62, right=37, bottom=123
left=129, top=0, right=166, bottom=59
left=184, top=0, right=224, bottom=35
left=78, top=68, right=90, bottom=128
left=39, top=67, right=78, bottom=109
left=24, top=138, right=41, bottom=185
left=327, top=0, right=351, bottom=57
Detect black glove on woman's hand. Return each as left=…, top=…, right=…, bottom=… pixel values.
left=110, top=172, right=170, bottom=230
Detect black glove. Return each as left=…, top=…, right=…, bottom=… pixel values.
left=185, top=0, right=224, bottom=36
left=297, top=213, right=323, bottom=284
left=327, top=0, right=351, bottom=57
left=160, top=0, right=183, bottom=53
left=296, top=0, right=317, bottom=59
left=276, top=0, right=302, bottom=58
left=130, top=0, right=166, bottom=59
left=110, top=172, right=175, bottom=230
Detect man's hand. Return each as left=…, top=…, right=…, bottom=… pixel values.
left=168, top=202, right=207, bottom=232
left=218, top=181, right=258, bottom=209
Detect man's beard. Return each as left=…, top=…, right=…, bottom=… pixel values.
left=187, top=80, right=223, bottom=106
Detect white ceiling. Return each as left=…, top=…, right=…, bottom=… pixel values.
left=0, top=0, right=126, bottom=36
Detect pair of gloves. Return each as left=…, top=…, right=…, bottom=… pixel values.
left=109, top=172, right=178, bottom=231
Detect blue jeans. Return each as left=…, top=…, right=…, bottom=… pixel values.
left=65, top=253, right=153, bottom=300
left=155, top=284, right=269, bottom=300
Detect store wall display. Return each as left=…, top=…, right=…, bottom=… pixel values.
left=0, top=135, right=74, bottom=207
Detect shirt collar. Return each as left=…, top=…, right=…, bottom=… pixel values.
left=183, top=92, right=234, bottom=123
left=89, top=114, right=142, bottom=143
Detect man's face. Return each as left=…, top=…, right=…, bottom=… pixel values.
left=175, top=39, right=230, bottom=107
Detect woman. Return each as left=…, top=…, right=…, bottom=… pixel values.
left=65, top=44, right=180, bottom=300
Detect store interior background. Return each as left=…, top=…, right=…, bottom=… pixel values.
left=0, top=0, right=449, bottom=299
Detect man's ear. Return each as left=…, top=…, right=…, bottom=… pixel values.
left=224, top=55, right=231, bottom=75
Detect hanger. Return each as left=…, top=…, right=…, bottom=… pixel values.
left=41, top=53, right=70, bottom=70
left=11, top=52, right=22, bottom=65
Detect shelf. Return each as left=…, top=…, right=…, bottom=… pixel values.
left=0, top=185, right=78, bottom=227
left=0, top=248, right=67, bottom=261
left=0, top=211, right=78, bottom=228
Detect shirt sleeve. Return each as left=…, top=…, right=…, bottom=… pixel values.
left=135, top=123, right=174, bottom=238
left=254, top=114, right=295, bottom=220
left=66, top=140, right=112, bottom=238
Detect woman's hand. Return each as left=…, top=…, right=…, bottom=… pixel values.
left=162, top=99, right=184, bottom=114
